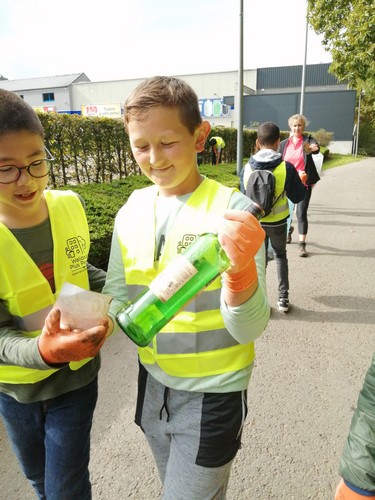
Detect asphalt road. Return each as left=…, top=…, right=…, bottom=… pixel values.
left=1, top=157, right=374, bottom=499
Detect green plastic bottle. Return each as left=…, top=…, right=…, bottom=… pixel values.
left=116, top=204, right=263, bottom=347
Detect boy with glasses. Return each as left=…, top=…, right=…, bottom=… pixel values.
left=0, top=89, right=109, bottom=499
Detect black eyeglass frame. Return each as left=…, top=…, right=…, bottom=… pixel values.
left=0, top=147, right=54, bottom=184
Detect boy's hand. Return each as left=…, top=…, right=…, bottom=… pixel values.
left=38, top=308, right=109, bottom=365
left=218, top=209, right=265, bottom=293
left=335, top=479, right=375, bottom=500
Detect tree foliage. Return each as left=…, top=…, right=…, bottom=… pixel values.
left=307, top=0, right=375, bottom=108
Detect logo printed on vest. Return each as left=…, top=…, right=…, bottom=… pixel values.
left=177, top=234, right=197, bottom=254
left=65, top=236, right=87, bottom=274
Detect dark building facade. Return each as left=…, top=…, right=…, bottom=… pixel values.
left=244, top=63, right=356, bottom=148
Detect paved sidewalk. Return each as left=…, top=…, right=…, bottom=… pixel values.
left=1, top=158, right=374, bottom=499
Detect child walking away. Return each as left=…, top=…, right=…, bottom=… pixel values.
left=103, top=76, right=270, bottom=499
left=0, top=89, right=110, bottom=499
left=244, top=121, right=306, bottom=313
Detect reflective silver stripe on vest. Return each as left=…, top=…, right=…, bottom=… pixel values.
left=12, top=305, right=53, bottom=332
left=272, top=200, right=289, bottom=215
left=156, top=328, right=239, bottom=354
left=127, top=284, right=221, bottom=312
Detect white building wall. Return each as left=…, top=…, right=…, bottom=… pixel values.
left=71, top=69, right=257, bottom=128
left=72, top=70, right=256, bottom=106
left=71, top=79, right=143, bottom=110
left=10, top=87, right=71, bottom=111
left=328, top=141, right=353, bottom=154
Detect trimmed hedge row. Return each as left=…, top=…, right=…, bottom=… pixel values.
left=39, top=113, right=137, bottom=187
left=38, top=111, right=290, bottom=187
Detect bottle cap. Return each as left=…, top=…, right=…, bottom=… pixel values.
left=245, top=203, right=264, bottom=220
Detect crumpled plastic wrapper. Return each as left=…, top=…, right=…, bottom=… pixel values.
left=55, top=282, right=112, bottom=330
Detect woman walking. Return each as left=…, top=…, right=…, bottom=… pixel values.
left=279, top=114, right=320, bottom=257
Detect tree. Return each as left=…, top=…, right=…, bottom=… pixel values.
left=307, top=0, right=374, bottom=102
left=308, top=0, right=375, bottom=154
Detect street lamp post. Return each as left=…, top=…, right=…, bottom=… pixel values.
left=236, top=0, right=244, bottom=176
left=300, top=12, right=309, bottom=115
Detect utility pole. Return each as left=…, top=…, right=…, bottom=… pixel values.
left=355, top=91, right=362, bottom=157
left=236, top=0, right=244, bottom=175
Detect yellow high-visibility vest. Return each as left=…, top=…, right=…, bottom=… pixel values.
left=0, top=190, right=91, bottom=384
left=117, top=177, right=255, bottom=378
left=244, top=161, right=289, bottom=222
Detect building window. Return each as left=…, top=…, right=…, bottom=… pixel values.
left=223, top=96, right=234, bottom=109
left=43, top=93, right=55, bottom=102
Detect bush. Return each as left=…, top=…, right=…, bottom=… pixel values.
left=311, top=129, right=334, bottom=147
left=358, top=122, right=375, bottom=156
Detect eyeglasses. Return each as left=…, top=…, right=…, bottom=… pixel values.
left=0, top=151, right=54, bottom=184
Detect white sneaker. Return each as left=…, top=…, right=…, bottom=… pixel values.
left=278, top=298, right=289, bottom=313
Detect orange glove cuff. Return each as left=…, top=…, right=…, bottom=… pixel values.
left=223, top=258, right=258, bottom=293
left=335, top=480, right=375, bottom=500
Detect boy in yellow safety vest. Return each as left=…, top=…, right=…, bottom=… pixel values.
left=0, top=89, right=109, bottom=499
left=103, top=76, right=270, bottom=499
left=243, top=121, right=306, bottom=313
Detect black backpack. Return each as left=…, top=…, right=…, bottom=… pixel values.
left=245, top=167, right=282, bottom=217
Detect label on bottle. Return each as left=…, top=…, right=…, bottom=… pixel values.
left=149, top=255, right=198, bottom=302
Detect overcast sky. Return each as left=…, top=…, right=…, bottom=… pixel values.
left=1, top=0, right=332, bottom=82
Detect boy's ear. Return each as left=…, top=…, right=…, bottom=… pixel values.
left=195, top=120, right=211, bottom=152
left=255, top=138, right=261, bottom=150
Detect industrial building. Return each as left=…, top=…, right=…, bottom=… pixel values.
left=0, top=63, right=356, bottom=153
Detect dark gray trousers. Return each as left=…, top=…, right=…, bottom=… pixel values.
left=263, top=221, right=289, bottom=297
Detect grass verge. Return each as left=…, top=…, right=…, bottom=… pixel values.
left=322, top=154, right=365, bottom=171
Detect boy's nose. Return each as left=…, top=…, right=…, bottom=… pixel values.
left=149, top=147, right=166, bottom=167
left=16, top=168, right=33, bottom=185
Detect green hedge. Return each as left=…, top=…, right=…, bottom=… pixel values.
left=38, top=112, right=276, bottom=186
left=39, top=112, right=139, bottom=187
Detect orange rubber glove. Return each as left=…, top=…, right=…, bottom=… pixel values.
left=299, top=171, right=308, bottom=184
left=335, top=479, right=375, bottom=500
left=38, top=308, right=109, bottom=365
left=218, top=209, right=265, bottom=293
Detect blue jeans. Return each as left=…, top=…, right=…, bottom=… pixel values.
left=287, top=199, right=294, bottom=234
left=0, top=377, right=98, bottom=500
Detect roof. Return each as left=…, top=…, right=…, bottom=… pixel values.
left=0, top=73, right=90, bottom=92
